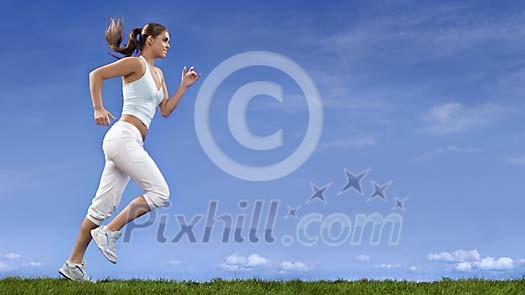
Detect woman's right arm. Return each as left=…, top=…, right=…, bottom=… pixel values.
left=89, top=57, right=141, bottom=126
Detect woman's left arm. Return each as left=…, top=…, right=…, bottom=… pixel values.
left=158, top=65, right=201, bottom=118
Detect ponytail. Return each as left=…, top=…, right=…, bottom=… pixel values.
left=105, top=18, right=142, bottom=59
left=104, top=18, right=168, bottom=59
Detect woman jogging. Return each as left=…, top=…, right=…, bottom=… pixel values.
left=59, top=18, right=201, bottom=281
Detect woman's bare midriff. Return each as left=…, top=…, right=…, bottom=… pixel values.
left=120, top=114, right=147, bottom=141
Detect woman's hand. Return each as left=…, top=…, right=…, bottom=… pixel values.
left=180, top=65, right=202, bottom=88
left=94, top=107, right=116, bottom=126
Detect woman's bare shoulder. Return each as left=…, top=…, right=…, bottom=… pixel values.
left=118, top=57, right=146, bottom=80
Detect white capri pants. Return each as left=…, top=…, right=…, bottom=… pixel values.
left=86, top=121, right=170, bottom=226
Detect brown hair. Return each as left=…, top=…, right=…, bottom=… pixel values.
left=104, top=18, right=167, bottom=59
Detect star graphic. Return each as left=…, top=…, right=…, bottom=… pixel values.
left=337, top=167, right=371, bottom=196
left=284, top=205, right=300, bottom=219
left=367, top=180, right=393, bottom=202
left=306, top=182, right=332, bottom=204
left=391, top=197, right=408, bottom=211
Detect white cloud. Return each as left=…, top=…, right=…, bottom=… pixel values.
left=318, top=136, right=376, bottom=151
left=167, top=260, right=182, bottom=265
left=418, top=102, right=513, bottom=136
left=220, top=253, right=311, bottom=273
left=322, top=97, right=394, bottom=112
left=436, top=145, right=485, bottom=154
left=375, top=264, right=401, bottom=269
left=447, top=249, right=481, bottom=262
left=354, top=255, right=371, bottom=263
left=477, top=257, right=513, bottom=271
left=408, top=266, right=417, bottom=272
left=456, top=262, right=472, bottom=271
left=415, top=145, right=485, bottom=161
left=247, top=254, right=268, bottom=267
left=454, top=257, right=513, bottom=271
left=0, top=253, right=42, bottom=271
left=429, top=252, right=455, bottom=262
left=280, top=261, right=309, bottom=272
left=429, top=249, right=515, bottom=272
left=219, top=263, right=244, bottom=272
left=220, top=253, right=268, bottom=272
left=224, top=253, right=247, bottom=266
left=4, top=253, right=22, bottom=261
left=321, top=6, right=525, bottom=63
left=23, top=261, right=42, bottom=267
left=428, top=249, right=481, bottom=263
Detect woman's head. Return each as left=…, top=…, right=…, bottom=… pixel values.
left=105, top=18, right=170, bottom=59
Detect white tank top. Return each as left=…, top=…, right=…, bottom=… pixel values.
left=121, top=55, right=164, bottom=129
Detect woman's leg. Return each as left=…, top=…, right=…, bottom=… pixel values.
left=68, top=218, right=98, bottom=264
left=86, top=158, right=131, bottom=226
left=105, top=138, right=170, bottom=232
left=86, top=122, right=170, bottom=265
left=67, top=149, right=130, bottom=263
left=106, top=195, right=150, bottom=232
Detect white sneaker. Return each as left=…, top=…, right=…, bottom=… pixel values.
left=58, top=260, right=92, bottom=282
left=91, top=225, right=122, bottom=264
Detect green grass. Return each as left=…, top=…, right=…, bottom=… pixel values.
left=1, top=277, right=525, bottom=294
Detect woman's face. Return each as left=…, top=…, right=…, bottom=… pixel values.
left=148, top=31, right=171, bottom=58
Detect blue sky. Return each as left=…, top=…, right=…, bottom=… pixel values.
left=1, top=0, right=525, bottom=282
